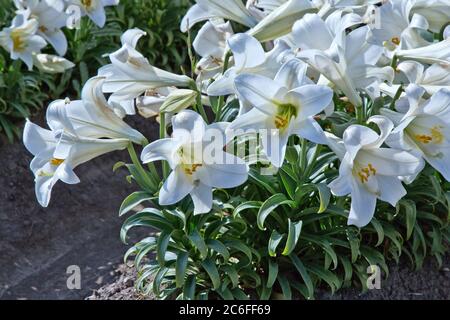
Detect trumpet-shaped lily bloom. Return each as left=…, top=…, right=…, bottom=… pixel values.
left=411, top=0, right=450, bottom=33
left=33, top=53, right=74, bottom=73
left=141, top=110, right=248, bottom=214
left=380, top=85, right=450, bottom=181
left=396, top=38, right=450, bottom=66
left=396, top=61, right=450, bottom=95
left=180, top=0, right=257, bottom=32
left=99, top=28, right=193, bottom=116
left=23, top=120, right=129, bottom=207
left=368, top=0, right=430, bottom=51
left=327, top=116, right=424, bottom=227
left=46, top=77, right=146, bottom=145
left=207, top=33, right=290, bottom=97
left=0, top=14, right=46, bottom=70
left=15, top=0, right=68, bottom=55
left=193, top=21, right=234, bottom=86
left=67, top=0, right=119, bottom=28
left=248, top=0, right=315, bottom=42
left=227, top=62, right=333, bottom=167
left=296, top=18, right=394, bottom=106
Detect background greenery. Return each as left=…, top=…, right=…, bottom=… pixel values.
left=0, top=0, right=192, bottom=142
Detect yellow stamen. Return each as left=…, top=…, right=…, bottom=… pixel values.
left=274, top=103, right=297, bottom=131
left=391, top=37, right=400, bottom=45
left=81, top=0, right=93, bottom=9
left=357, top=163, right=377, bottom=184
left=11, top=30, right=26, bottom=52
left=182, top=164, right=202, bottom=176
left=415, top=134, right=433, bottom=144
left=50, top=158, right=64, bottom=166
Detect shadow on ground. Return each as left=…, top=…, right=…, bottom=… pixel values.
left=0, top=115, right=158, bottom=300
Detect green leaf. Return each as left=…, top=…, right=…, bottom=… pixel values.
left=233, top=201, right=261, bottom=217
left=268, top=230, right=284, bottom=257
left=369, top=218, right=385, bottom=247
left=289, top=254, right=314, bottom=299
left=160, top=89, right=197, bottom=113
left=222, top=265, right=239, bottom=288
left=119, top=191, right=153, bottom=216
left=257, top=194, right=296, bottom=230
left=267, top=259, right=278, bottom=288
left=206, top=239, right=230, bottom=260
left=157, top=231, right=172, bottom=267
left=277, top=274, right=292, bottom=300
left=188, top=229, right=208, bottom=259
left=282, top=219, right=302, bottom=256
left=398, top=199, right=417, bottom=240
left=278, top=168, right=297, bottom=200
left=183, top=275, right=196, bottom=300
left=315, top=183, right=331, bottom=213
left=176, top=251, right=189, bottom=288
left=308, top=264, right=340, bottom=294
left=201, top=258, right=221, bottom=290
left=223, top=240, right=253, bottom=262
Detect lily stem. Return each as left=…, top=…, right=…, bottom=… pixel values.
left=214, top=51, right=232, bottom=122
left=159, top=113, right=170, bottom=179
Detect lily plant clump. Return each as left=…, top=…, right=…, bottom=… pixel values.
left=24, top=0, right=450, bottom=299
left=0, top=0, right=119, bottom=73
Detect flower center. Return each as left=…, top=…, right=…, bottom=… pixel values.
left=355, top=163, right=377, bottom=184
left=178, top=146, right=202, bottom=176
left=50, top=158, right=64, bottom=166
left=391, top=37, right=400, bottom=46
left=81, top=0, right=93, bottom=9
left=274, top=103, right=297, bottom=131
left=11, top=30, right=26, bottom=52
left=414, top=125, right=444, bottom=145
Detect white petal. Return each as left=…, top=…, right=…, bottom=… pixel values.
left=120, top=28, right=146, bottom=48
left=343, top=125, right=379, bottom=161
left=348, top=178, right=378, bottom=228
left=228, top=33, right=265, bottom=70
left=292, top=13, right=333, bottom=51
left=377, top=176, right=407, bottom=207
left=234, top=73, right=286, bottom=115
left=291, top=117, right=327, bottom=145
left=23, top=120, right=55, bottom=157
left=190, top=182, right=213, bottom=215
left=198, top=157, right=248, bottom=188
left=159, top=167, right=194, bottom=206
left=287, top=85, right=333, bottom=120
left=141, top=138, right=181, bottom=169
left=172, top=110, right=206, bottom=143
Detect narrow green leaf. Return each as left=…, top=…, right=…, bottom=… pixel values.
left=206, top=239, right=230, bottom=260
left=188, top=229, right=208, bottom=259
left=268, top=230, right=284, bottom=257
left=157, top=231, right=172, bottom=267
left=201, top=258, right=221, bottom=290
left=282, top=219, right=302, bottom=256
left=289, top=254, right=314, bottom=299
left=176, top=251, right=189, bottom=288
left=183, top=275, right=196, bottom=300
left=267, top=259, right=278, bottom=288
left=257, top=194, right=296, bottom=230
left=119, top=191, right=152, bottom=216
left=277, top=274, right=292, bottom=300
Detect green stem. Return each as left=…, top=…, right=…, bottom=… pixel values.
left=214, top=51, right=232, bottom=122
left=304, top=144, right=322, bottom=179
left=356, top=104, right=364, bottom=124
left=299, top=139, right=308, bottom=174
left=159, top=113, right=170, bottom=179
left=389, top=85, right=404, bottom=110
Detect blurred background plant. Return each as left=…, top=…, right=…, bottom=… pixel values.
left=0, top=0, right=192, bottom=142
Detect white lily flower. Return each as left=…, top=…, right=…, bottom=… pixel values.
left=380, top=84, right=450, bottom=181
left=99, top=28, right=193, bottom=116
left=296, top=19, right=394, bottom=106
left=67, top=0, right=119, bottom=28
left=15, top=0, right=68, bottom=55
left=367, top=0, right=430, bottom=52
left=248, top=0, right=315, bottom=42
left=0, top=14, right=46, bottom=70
left=180, top=0, right=258, bottom=32
left=327, top=116, right=424, bottom=227
left=396, top=61, right=450, bottom=95
left=136, top=87, right=176, bottom=119
left=193, top=21, right=234, bottom=85
left=33, top=53, right=74, bottom=73
left=23, top=120, right=129, bottom=207
left=396, top=38, right=450, bottom=66
left=411, top=0, right=450, bottom=33
left=207, top=33, right=290, bottom=97
left=227, top=61, right=333, bottom=167
left=46, top=77, right=146, bottom=145
left=141, top=110, right=248, bottom=214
